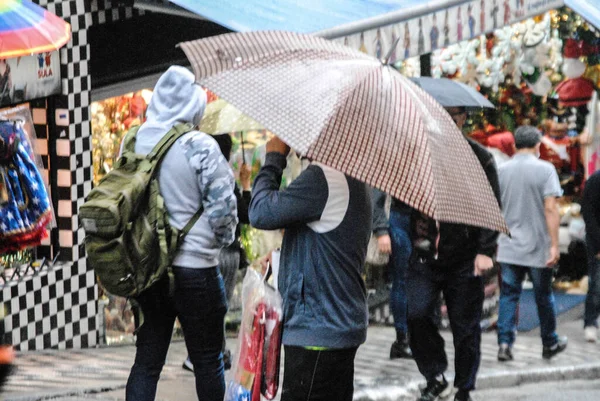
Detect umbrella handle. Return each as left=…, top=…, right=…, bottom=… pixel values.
left=240, top=131, right=247, bottom=165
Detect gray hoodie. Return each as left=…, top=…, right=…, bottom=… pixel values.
left=133, top=66, right=237, bottom=268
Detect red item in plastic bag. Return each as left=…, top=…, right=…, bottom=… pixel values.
left=262, top=307, right=282, bottom=400
left=251, top=304, right=266, bottom=401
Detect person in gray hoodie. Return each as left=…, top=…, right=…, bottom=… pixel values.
left=249, top=137, right=372, bottom=401
left=124, top=66, right=237, bottom=401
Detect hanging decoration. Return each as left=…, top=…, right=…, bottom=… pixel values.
left=555, top=38, right=595, bottom=107
left=519, top=18, right=554, bottom=96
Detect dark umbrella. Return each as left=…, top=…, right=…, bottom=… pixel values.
left=410, top=77, right=495, bottom=109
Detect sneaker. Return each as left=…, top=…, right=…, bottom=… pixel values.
left=418, top=376, right=452, bottom=401
left=584, top=326, right=598, bottom=343
left=497, top=344, right=513, bottom=362
left=390, top=340, right=413, bottom=360
left=542, top=336, right=568, bottom=360
left=182, top=356, right=194, bottom=372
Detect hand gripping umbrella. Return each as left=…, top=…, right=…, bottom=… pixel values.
left=180, top=31, right=508, bottom=233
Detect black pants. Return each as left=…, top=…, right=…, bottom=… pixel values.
left=407, top=258, right=484, bottom=391
left=281, top=345, right=358, bottom=401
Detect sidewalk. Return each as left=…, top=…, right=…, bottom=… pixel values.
left=2, top=309, right=600, bottom=401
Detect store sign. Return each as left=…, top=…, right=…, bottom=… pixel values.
left=336, top=0, right=563, bottom=62
left=0, top=51, right=61, bottom=108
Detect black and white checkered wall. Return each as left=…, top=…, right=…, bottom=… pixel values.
left=1, top=263, right=97, bottom=350
left=0, top=0, right=140, bottom=350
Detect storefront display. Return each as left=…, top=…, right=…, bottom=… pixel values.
left=0, top=105, right=53, bottom=258
left=91, top=91, right=152, bottom=185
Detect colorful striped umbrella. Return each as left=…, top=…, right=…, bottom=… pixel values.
left=0, top=0, right=71, bottom=59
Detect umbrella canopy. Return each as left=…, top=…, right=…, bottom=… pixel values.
left=180, top=31, right=507, bottom=233
left=410, top=77, right=495, bottom=109
left=0, top=0, right=71, bottom=59
left=200, top=98, right=264, bottom=135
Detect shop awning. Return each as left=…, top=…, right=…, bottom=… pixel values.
left=565, top=0, right=600, bottom=30
left=147, top=0, right=595, bottom=62
left=168, top=0, right=469, bottom=36
left=162, top=0, right=564, bottom=61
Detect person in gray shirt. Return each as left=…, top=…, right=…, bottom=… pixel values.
left=496, top=125, right=568, bottom=362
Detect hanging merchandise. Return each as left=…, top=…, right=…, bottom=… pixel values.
left=555, top=39, right=596, bottom=108
left=520, top=19, right=554, bottom=96
left=226, top=268, right=282, bottom=401
left=0, top=120, right=52, bottom=253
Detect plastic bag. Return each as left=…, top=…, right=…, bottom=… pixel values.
left=226, top=267, right=283, bottom=401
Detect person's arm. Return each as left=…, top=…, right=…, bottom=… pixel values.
left=249, top=138, right=328, bottom=230
left=238, top=163, right=252, bottom=225
left=473, top=153, right=500, bottom=275
left=371, top=188, right=392, bottom=254
left=476, top=156, right=501, bottom=258
left=543, top=167, right=562, bottom=266
left=371, top=188, right=389, bottom=236
left=194, top=135, right=238, bottom=247
left=582, top=173, right=600, bottom=257
left=544, top=196, right=560, bottom=266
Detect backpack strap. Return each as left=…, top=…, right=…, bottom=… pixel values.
left=150, top=123, right=204, bottom=296
left=177, top=206, right=204, bottom=247
left=147, top=123, right=195, bottom=164
left=122, top=126, right=141, bottom=154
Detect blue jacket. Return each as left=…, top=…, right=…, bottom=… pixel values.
left=249, top=153, right=372, bottom=349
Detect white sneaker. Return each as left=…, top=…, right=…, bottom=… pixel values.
left=584, top=326, right=597, bottom=343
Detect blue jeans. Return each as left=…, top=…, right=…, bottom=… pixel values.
left=126, top=266, right=227, bottom=401
left=497, top=263, right=559, bottom=347
left=389, top=208, right=412, bottom=333
left=584, top=252, right=600, bottom=328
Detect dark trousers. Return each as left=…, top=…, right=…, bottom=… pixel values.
left=125, top=266, right=227, bottom=401
left=281, top=345, right=358, bottom=401
left=585, top=251, right=600, bottom=328
left=407, top=258, right=484, bottom=391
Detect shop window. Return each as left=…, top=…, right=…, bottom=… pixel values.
left=91, top=90, right=153, bottom=185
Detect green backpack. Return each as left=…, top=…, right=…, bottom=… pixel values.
left=80, top=123, right=203, bottom=298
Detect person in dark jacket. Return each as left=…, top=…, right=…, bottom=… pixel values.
left=182, top=134, right=251, bottom=372
left=583, top=171, right=600, bottom=342
left=371, top=189, right=413, bottom=359
left=408, top=107, right=500, bottom=401
left=249, top=136, right=372, bottom=401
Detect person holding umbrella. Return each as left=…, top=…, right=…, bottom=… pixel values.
left=249, top=136, right=372, bottom=401
left=408, top=105, right=500, bottom=401
left=407, top=78, right=501, bottom=401
left=178, top=33, right=509, bottom=400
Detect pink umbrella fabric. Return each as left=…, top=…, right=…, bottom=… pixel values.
left=180, top=31, right=507, bottom=233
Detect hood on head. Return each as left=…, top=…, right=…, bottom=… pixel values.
left=145, top=66, right=206, bottom=128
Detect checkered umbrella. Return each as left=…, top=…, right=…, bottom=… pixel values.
left=180, top=31, right=508, bottom=233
